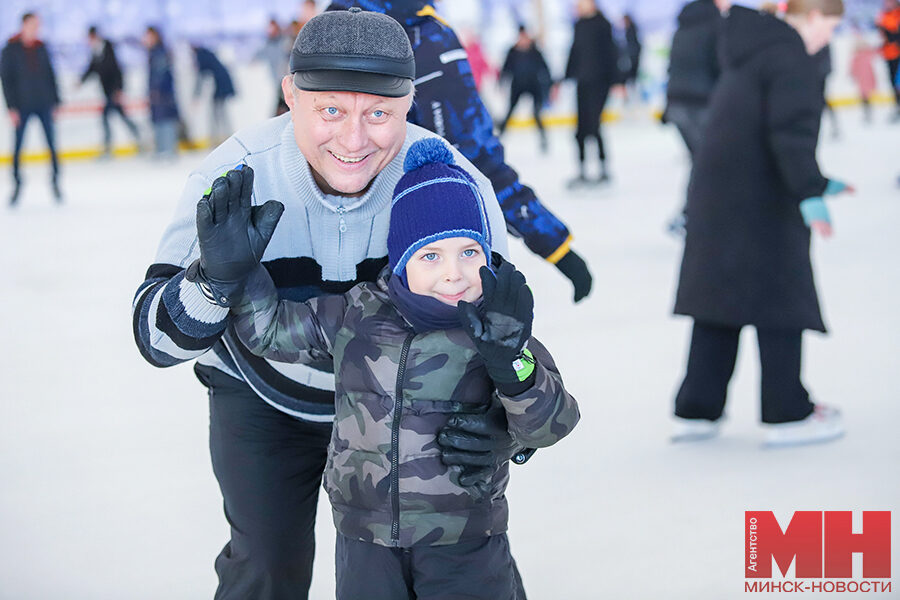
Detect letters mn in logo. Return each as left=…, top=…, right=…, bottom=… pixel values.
left=745, top=511, right=891, bottom=578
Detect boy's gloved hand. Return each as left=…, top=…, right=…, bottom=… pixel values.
left=186, top=165, right=284, bottom=306
left=438, top=396, right=528, bottom=490
left=799, top=197, right=832, bottom=239
left=457, top=261, right=535, bottom=394
left=554, top=249, right=593, bottom=303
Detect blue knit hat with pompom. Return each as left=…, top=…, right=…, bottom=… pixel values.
left=388, top=137, right=492, bottom=277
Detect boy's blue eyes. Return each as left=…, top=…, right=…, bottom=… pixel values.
left=421, top=248, right=479, bottom=262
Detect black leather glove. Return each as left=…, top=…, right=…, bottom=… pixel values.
left=457, top=261, right=535, bottom=394
left=438, top=396, right=523, bottom=490
left=555, top=249, right=592, bottom=303
left=185, top=165, right=284, bottom=306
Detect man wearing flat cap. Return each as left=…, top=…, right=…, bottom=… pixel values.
left=132, top=8, right=528, bottom=599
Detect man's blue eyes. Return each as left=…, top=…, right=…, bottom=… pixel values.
left=323, top=108, right=385, bottom=117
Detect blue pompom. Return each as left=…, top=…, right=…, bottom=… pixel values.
left=403, top=138, right=456, bottom=173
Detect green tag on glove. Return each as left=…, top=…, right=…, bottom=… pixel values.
left=512, top=348, right=535, bottom=382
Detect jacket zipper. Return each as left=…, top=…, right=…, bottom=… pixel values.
left=391, top=332, right=415, bottom=545
left=336, top=206, right=347, bottom=260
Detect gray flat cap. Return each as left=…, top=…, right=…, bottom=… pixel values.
left=290, top=7, right=415, bottom=98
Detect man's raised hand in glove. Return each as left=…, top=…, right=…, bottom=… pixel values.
left=554, top=248, right=592, bottom=303
left=186, top=165, right=284, bottom=306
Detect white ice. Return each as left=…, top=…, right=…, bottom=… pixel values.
left=1, top=106, right=898, bottom=599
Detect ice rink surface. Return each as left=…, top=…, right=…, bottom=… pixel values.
left=1, top=107, right=898, bottom=599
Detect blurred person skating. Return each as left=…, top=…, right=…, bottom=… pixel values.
left=192, top=45, right=236, bottom=146
left=254, top=18, right=291, bottom=116
left=620, top=14, right=642, bottom=102
left=1, top=12, right=61, bottom=205
left=814, top=44, right=840, bottom=139
left=564, top=0, right=618, bottom=186
left=877, top=0, right=900, bottom=119
left=142, top=27, right=179, bottom=159
left=461, top=29, right=496, bottom=92
left=498, top=26, right=552, bottom=153
left=81, top=26, right=141, bottom=158
left=663, top=0, right=729, bottom=236
left=850, top=25, right=879, bottom=122
left=328, top=0, right=593, bottom=303
left=672, top=1, right=852, bottom=447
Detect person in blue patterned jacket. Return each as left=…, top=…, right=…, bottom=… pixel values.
left=329, top=0, right=594, bottom=303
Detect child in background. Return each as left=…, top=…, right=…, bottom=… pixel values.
left=849, top=24, right=879, bottom=122
left=223, top=138, right=579, bottom=600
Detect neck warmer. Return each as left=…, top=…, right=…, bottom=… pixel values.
left=387, top=274, right=471, bottom=334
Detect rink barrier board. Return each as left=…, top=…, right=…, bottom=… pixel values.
left=1, top=92, right=896, bottom=166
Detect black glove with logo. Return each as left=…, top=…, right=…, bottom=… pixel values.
left=185, top=165, right=284, bottom=306
left=555, top=249, right=592, bottom=303
left=457, top=261, right=535, bottom=395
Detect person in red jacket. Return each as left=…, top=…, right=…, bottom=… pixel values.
left=877, top=0, right=900, bottom=118
left=0, top=12, right=61, bottom=205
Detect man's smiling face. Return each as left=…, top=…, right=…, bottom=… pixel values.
left=284, top=80, right=413, bottom=197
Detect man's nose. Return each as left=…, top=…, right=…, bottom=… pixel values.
left=338, top=117, right=367, bottom=152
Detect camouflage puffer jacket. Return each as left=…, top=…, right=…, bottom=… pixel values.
left=232, top=265, right=580, bottom=548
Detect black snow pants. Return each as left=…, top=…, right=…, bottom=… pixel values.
left=199, top=365, right=332, bottom=600
left=336, top=533, right=521, bottom=600
left=674, top=321, right=816, bottom=424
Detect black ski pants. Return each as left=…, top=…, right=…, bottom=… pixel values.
left=675, top=321, right=815, bottom=424
left=574, top=80, right=611, bottom=163
left=336, top=533, right=520, bottom=600
left=499, top=83, right=545, bottom=135
left=201, top=366, right=332, bottom=600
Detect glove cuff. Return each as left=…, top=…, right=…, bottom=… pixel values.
left=185, top=259, right=244, bottom=307
left=491, top=348, right=537, bottom=396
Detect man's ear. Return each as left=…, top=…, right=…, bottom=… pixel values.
left=281, top=76, right=295, bottom=111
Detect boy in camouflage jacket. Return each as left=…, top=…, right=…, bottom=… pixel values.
left=229, top=139, right=579, bottom=599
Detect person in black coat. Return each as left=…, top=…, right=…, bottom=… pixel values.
left=620, top=14, right=642, bottom=99
left=498, top=26, right=552, bottom=152
left=192, top=45, right=236, bottom=146
left=672, top=1, right=851, bottom=447
left=0, top=12, right=61, bottom=205
left=663, top=0, right=728, bottom=235
left=564, top=0, right=618, bottom=185
left=81, top=26, right=141, bottom=156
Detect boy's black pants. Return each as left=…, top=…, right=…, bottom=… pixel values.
left=336, top=533, right=520, bottom=600
left=675, top=321, right=815, bottom=424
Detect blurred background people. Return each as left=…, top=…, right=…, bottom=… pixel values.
left=564, top=0, right=618, bottom=186
left=192, top=45, right=235, bottom=146
left=498, top=25, right=552, bottom=152
left=460, top=28, right=496, bottom=92
left=877, top=0, right=900, bottom=119
left=850, top=23, right=879, bottom=123
left=142, top=26, right=179, bottom=159
left=663, top=0, right=728, bottom=235
left=255, top=18, right=291, bottom=116
left=1, top=12, right=61, bottom=205
left=620, top=13, right=643, bottom=102
left=80, top=25, right=141, bottom=158
left=672, top=0, right=851, bottom=447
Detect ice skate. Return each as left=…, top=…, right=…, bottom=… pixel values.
left=763, top=405, right=844, bottom=448
left=51, top=176, right=63, bottom=204
left=671, top=416, right=722, bottom=442
left=666, top=214, right=687, bottom=238
left=566, top=174, right=590, bottom=189
left=9, top=181, right=21, bottom=207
